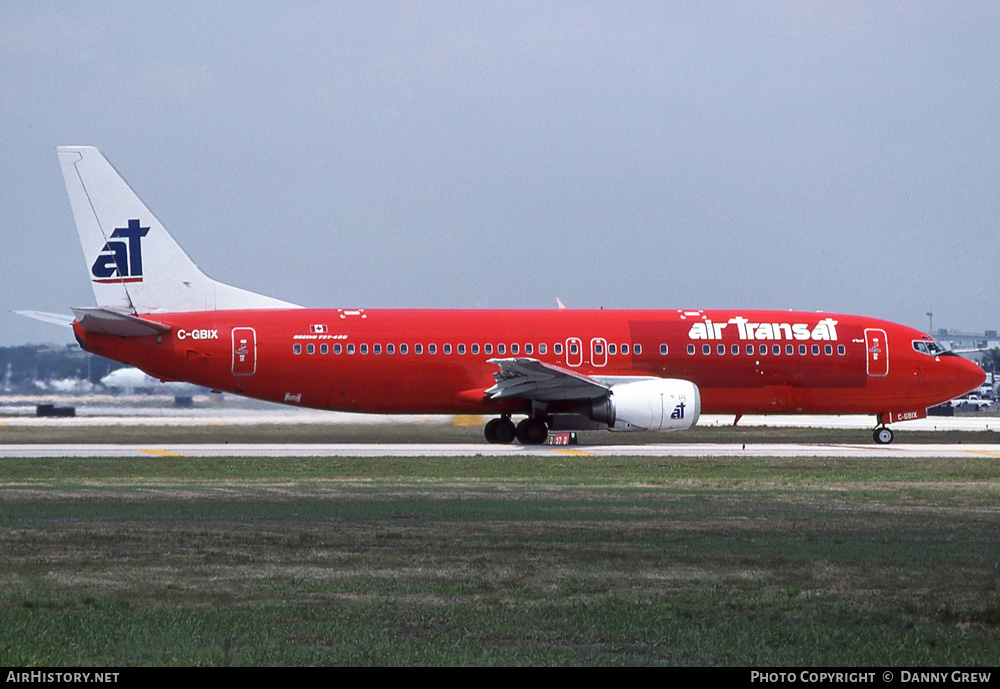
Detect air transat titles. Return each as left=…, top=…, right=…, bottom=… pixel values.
left=687, top=317, right=839, bottom=342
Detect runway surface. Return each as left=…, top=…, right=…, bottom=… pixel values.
left=3, top=398, right=998, bottom=457
left=4, top=442, right=1000, bottom=458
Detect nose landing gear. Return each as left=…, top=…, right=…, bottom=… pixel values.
left=873, top=425, right=894, bottom=444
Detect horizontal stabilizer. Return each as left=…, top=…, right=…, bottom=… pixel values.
left=72, top=307, right=171, bottom=337
left=12, top=310, right=75, bottom=328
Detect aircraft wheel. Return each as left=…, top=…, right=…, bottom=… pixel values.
left=515, top=417, right=549, bottom=445
left=485, top=417, right=516, bottom=444
left=873, top=426, right=894, bottom=444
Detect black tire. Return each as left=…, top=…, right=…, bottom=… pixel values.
left=873, top=427, right=894, bottom=444
left=485, top=417, right=516, bottom=444
left=515, top=418, right=549, bottom=445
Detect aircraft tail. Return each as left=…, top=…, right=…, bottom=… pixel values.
left=57, top=146, right=300, bottom=314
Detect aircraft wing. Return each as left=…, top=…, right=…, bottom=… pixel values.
left=485, top=358, right=611, bottom=402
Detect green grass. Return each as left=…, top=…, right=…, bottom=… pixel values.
left=1, top=456, right=999, bottom=665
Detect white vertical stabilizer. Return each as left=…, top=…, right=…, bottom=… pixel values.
left=57, top=146, right=300, bottom=314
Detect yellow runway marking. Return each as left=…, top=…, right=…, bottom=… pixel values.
left=141, top=449, right=188, bottom=457
left=964, top=450, right=1000, bottom=458
left=552, top=448, right=597, bottom=457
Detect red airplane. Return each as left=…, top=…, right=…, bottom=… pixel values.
left=47, top=147, right=985, bottom=445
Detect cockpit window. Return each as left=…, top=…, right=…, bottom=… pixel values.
left=912, top=339, right=948, bottom=356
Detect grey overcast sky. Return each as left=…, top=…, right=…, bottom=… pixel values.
left=2, top=1, right=998, bottom=346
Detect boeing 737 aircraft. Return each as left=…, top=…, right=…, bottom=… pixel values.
left=42, top=146, right=984, bottom=444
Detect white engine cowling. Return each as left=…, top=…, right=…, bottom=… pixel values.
left=594, top=379, right=700, bottom=432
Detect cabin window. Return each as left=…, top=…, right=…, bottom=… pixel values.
left=400, top=344, right=408, bottom=355
left=608, top=343, right=616, bottom=355
left=320, top=344, right=328, bottom=355
left=484, top=344, right=493, bottom=355
left=772, top=344, right=780, bottom=355
left=443, top=344, right=452, bottom=355
left=660, top=344, right=668, bottom=355
left=414, top=344, right=422, bottom=355
left=293, top=344, right=302, bottom=355
left=472, top=344, right=480, bottom=355
left=373, top=344, right=381, bottom=355
left=428, top=344, right=437, bottom=354
left=569, top=342, right=579, bottom=355
left=799, top=344, right=807, bottom=355
left=717, top=344, right=725, bottom=355
left=594, top=343, right=604, bottom=355
left=386, top=344, right=395, bottom=355
left=621, top=344, right=629, bottom=355
left=746, top=344, right=754, bottom=355
left=307, top=343, right=315, bottom=355
left=498, top=344, right=506, bottom=355
left=838, top=344, right=845, bottom=355
left=759, top=344, right=768, bottom=355
left=511, top=343, right=519, bottom=355
left=554, top=343, right=563, bottom=355
left=811, top=344, right=820, bottom=355
left=539, top=343, right=547, bottom=355
left=825, top=344, right=833, bottom=355
left=360, top=344, right=369, bottom=355
left=702, top=344, right=710, bottom=355
left=334, top=344, right=342, bottom=354
left=785, top=344, right=793, bottom=355
left=634, top=344, right=642, bottom=355
left=524, top=343, right=533, bottom=355
left=688, top=344, right=695, bottom=355
left=347, top=343, right=355, bottom=354
left=457, top=344, right=466, bottom=355
left=732, top=344, right=740, bottom=355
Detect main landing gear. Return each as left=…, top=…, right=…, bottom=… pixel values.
left=484, top=415, right=549, bottom=445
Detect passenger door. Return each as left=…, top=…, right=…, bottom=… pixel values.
left=232, top=327, right=256, bottom=376
left=864, top=328, right=888, bottom=377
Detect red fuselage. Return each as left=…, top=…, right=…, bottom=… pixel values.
left=74, top=308, right=984, bottom=421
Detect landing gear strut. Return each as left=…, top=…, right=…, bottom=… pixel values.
left=873, top=426, right=894, bottom=444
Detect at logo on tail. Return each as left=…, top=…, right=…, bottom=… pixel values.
left=91, top=219, right=149, bottom=283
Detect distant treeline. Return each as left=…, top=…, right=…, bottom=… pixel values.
left=0, top=345, right=125, bottom=391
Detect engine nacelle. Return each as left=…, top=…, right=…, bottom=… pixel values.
left=590, top=379, right=701, bottom=432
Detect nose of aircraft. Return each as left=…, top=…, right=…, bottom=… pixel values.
left=949, top=355, right=986, bottom=399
